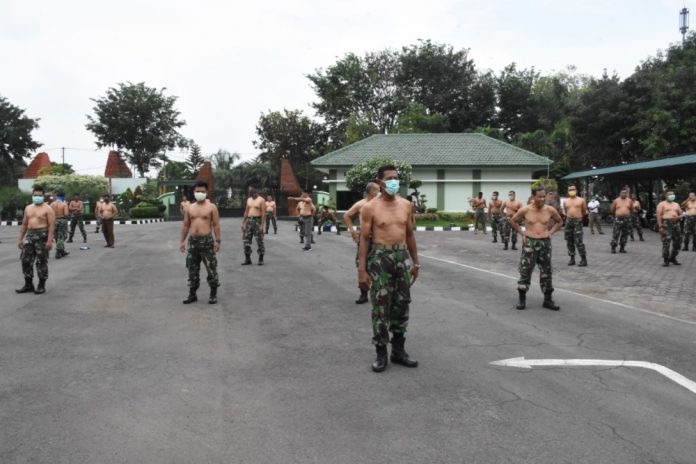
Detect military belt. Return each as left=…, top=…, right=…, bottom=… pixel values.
left=372, top=243, right=407, bottom=251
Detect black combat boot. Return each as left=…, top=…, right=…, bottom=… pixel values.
left=693, top=243, right=696, bottom=251
left=683, top=242, right=689, bottom=251
left=63, top=250, right=69, bottom=257
left=372, top=344, right=388, bottom=373
left=568, top=255, right=576, bottom=266
left=15, top=278, right=35, bottom=294
left=542, top=291, right=560, bottom=311
left=242, top=254, right=252, bottom=265
left=208, top=287, right=218, bottom=304
left=611, top=244, right=617, bottom=254
left=311, top=238, right=316, bottom=244
left=516, top=289, right=526, bottom=310
left=503, top=242, right=508, bottom=250
left=317, top=229, right=322, bottom=235
left=336, top=228, right=341, bottom=235
left=182, top=287, right=198, bottom=304
left=355, top=288, right=369, bottom=304
left=257, top=254, right=264, bottom=266
left=511, top=242, right=518, bottom=250
left=390, top=332, right=418, bottom=368
left=662, top=258, right=670, bottom=267
left=639, top=234, right=644, bottom=242
left=670, top=256, right=681, bottom=265
left=619, top=245, right=626, bottom=253
left=67, top=236, right=73, bottom=243
left=492, top=237, right=497, bottom=243
left=55, top=251, right=62, bottom=259
left=300, top=237, right=304, bottom=244
left=578, top=255, right=587, bottom=267
left=34, top=279, right=46, bottom=294
left=630, top=235, right=635, bottom=242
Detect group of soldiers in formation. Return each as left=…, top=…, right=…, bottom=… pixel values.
left=14, top=187, right=118, bottom=295
left=13, top=173, right=696, bottom=373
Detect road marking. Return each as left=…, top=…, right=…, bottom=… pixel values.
left=491, top=357, right=696, bottom=396
left=419, top=253, right=696, bottom=327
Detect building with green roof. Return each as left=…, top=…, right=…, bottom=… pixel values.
left=311, top=133, right=551, bottom=211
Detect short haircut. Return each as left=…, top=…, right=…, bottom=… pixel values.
left=32, top=186, right=45, bottom=195
left=377, top=164, right=397, bottom=180
left=568, top=184, right=576, bottom=189
left=531, top=187, right=545, bottom=196
left=665, top=190, right=674, bottom=195
left=194, top=180, right=208, bottom=190
left=493, top=191, right=499, bottom=195
left=478, top=191, right=483, bottom=196
left=509, top=190, right=515, bottom=194
left=366, top=182, right=380, bottom=194
left=73, top=193, right=80, bottom=197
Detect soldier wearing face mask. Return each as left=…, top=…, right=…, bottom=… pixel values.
left=241, top=186, right=266, bottom=264
left=16, top=186, right=55, bottom=295
left=99, top=195, right=118, bottom=248
left=501, top=191, right=522, bottom=250
left=562, top=185, right=588, bottom=267
left=657, top=190, right=683, bottom=266
left=488, top=192, right=503, bottom=243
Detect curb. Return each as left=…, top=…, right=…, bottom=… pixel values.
left=0, top=218, right=165, bottom=227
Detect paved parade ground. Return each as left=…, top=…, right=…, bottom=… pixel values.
left=1, top=218, right=695, bottom=463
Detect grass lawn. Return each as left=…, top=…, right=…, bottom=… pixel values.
left=415, top=220, right=472, bottom=228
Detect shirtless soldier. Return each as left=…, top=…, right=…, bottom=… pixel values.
left=501, top=190, right=522, bottom=250
left=359, top=166, right=419, bottom=373
left=472, top=192, right=487, bottom=234
left=68, top=193, right=87, bottom=243
left=488, top=191, right=503, bottom=243
left=343, top=181, right=380, bottom=304
left=610, top=189, right=633, bottom=254
left=100, top=195, right=118, bottom=248
left=179, top=181, right=221, bottom=304
left=50, top=192, right=70, bottom=259
left=289, top=191, right=316, bottom=251
left=681, top=192, right=696, bottom=251
left=562, top=184, right=588, bottom=266
left=511, top=187, right=563, bottom=311
left=241, top=186, right=266, bottom=265
left=657, top=190, right=683, bottom=266
left=629, top=193, right=644, bottom=242
left=265, top=195, right=277, bottom=234
left=180, top=195, right=190, bottom=217
left=16, top=186, right=55, bottom=295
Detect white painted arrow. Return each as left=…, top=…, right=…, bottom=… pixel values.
left=491, top=357, right=696, bottom=396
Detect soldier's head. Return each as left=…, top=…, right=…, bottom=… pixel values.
left=689, top=191, right=695, bottom=200
left=366, top=181, right=380, bottom=200
left=631, top=193, right=638, bottom=200
left=73, top=193, right=80, bottom=200
left=193, top=181, right=208, bottom=202
left=478, top=191, right=483, bottom=199
left=182, top=195, right=188, bottom=202
left=103, top=195, right=111, bottom=204
left=568, top=185, right=577, bottom=197
left=32, top=186, right=45, bottom=205
left=619, top=189, right=628, bottom=199
left=248, top=185, right=258, bottom=198
left=665, top=190, right=675, bottom=202
left=56, top=192, right=65, bottom=202
left=377, top=165, right=400, bottom=197
left=492, top=191, right=499, bottom=200
left=531, top=187, right=546, bottom=207
left=508, top=190, right=516, bottom=200
left=267, top=195, right=273, bottom=202
left=301, top=189, right=310, bottom=199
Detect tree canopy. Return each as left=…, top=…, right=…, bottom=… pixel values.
left=0, top=95, right=40, bottom=184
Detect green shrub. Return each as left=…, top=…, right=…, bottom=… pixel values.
left=415, top=213, right=438, bottom=222
left=426, top=208, right=438, bottom=214
left=0, top=187, right=31, bottom=220
left=437, top=212, right=473, bottom=222
left=130, top=206, right=162, bottom=218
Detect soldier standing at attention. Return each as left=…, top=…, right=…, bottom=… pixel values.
left=94, top=197, right=104, bottom=233
left=587, top=196, right=604, bottom=235
left=68, top=193, right=87, bottom=243
left=16, top=186, right=55, bottom=295
left=657, top=190, right=683, bottom=267
left=179, top=181, right=221, bottom=304
left=510, top=187, right=563, bottom=311
left=500, top=190, right=522, bottom=250
left=265, top=195, right=277, bottom=235
left=359, top=165, right=419, bottom=373
left=488, top=191, right=503, bottom=243
left=289, top=191, right=316, bottom=251
left=100, top=195, right=118, bottom=248
left=241, top=186, right=266, bottom=265
left=681, top=192, right=696, bottom=251
left=343, top=181, right=380, bottom=304
left=472, top=192, right=487, bottom=234
left=629, top=193, right=645, bottom=242
left=610, top=189, right=633, bottom=254
left=50, top=192, right=70, bottom=259
left=562, top=185, right=588, bottom=267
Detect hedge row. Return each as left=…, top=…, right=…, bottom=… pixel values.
left=130, top=206, right=163, bottom=219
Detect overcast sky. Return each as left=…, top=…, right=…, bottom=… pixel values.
left=0, top=0, right=689, bottom=177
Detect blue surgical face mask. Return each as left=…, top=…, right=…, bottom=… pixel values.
left=668, top=194, right=676, bottom=201
left=384, top=179, right=400, bottom=196
left=32, top=196, right=44, bottom=205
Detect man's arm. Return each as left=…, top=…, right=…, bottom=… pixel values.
left=272, top=202, right=277, bottom=217
left=510, top=207, right=526, bottom=237
left=610, top=199, right=617, bottom=215
left=582, top=199, right=588, bottom=217
left=179, top=209, right=191, bottom=252
left=17, top=207, right=28, bottom=249
left=548, top=207, right=563, bottom=236
left=357, top=205, right=374, bottom=289
left=45, top=207, right=55, bottom=250
left=656, top=203, right=664, bottom=229
left=212, top=206, right=221, bottom=252
left=405, top=203, right=419, bottom=286
left=343, top=202, right=361, bottom=242
left=241, top=200, right=249, bottom=231
left=259, top=199, right=266, bottom=231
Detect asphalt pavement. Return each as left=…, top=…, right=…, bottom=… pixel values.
left=1, top=219, right=695, bottom=464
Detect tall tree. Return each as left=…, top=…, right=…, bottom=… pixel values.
left=185, top=141, right=205, bottom=176
left=254, top=109, right=328, bottom=190
left=496, top=63, right=540, bottom=139
left=86, top=82, right=187, bottom=177
left=0, top=95, right=41, bottom=184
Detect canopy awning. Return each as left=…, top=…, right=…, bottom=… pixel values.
left=562, top=154, right=696, bottom=180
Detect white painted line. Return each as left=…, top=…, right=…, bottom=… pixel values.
left=491, top=357, right=696, bottom=396
left=419, top=253, right=696, bottom=327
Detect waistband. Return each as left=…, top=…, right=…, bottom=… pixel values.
left=28, top=228, right=48, bottom=233
left=300, top=215, right=313, bottom=218
left=189, top=234, right=213, bottom=243
left=566, top=217, right=583, bottom=222
left=525, top=237, right=550, bottom=242
left=662, top=218, right=680, bottom=222
left=56, top=216, right=68, bottom=220
left=372, top=243, right=407, bottom=251
left=615, top=215, right=631, bottom=218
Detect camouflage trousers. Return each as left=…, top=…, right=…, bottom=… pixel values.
left=55, top=218, right=68, bottom=252
left=186, top=235, right=219, bottom=289
left=564, top=218, right=586, bottom=257
left=630, top=215, right=643, bottom=240
left=490, top=213, right=501, bottom=239
left=501, top=217, right=518, bottom=245
left=661, top=219, right=682, bottom=260
left=683, top=215, right=696, bottom=247
left=21, top=228, right=49, bottom=281
left=265, top=212, right=277, bottom=234
left=368, top=245, right=412, bottom=346
left=474, top=209, right=487, bottom=232
left=69, top=213, right=86, bottom=240
left=298, top=217, right=305, bottom=238
left=611, top=216, right=631, bottom=248
left=244, top=217, right=265, bottom=256
left=518, top=237, right=553, bottom=294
